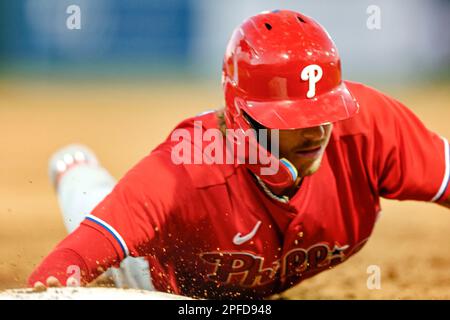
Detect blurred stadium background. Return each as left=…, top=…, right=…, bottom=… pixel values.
left=0, top=0, right=449, bottom=298
left=1, top=0, right=449, bottom=81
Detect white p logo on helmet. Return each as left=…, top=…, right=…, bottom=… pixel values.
left=301, top=64, right=323, bottom=98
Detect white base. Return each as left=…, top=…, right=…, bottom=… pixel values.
left=0, top=287, right=192, bottom=300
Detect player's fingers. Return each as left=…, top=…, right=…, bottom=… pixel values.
left=33, top=281, right=47, bottom=292
left=46, top=276, right=62, bottom=287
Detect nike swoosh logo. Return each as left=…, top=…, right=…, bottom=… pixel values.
left=233, top=221, right=262, bottom=245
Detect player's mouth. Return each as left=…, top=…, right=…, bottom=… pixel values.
left=294, top=145, right=324, bottom=159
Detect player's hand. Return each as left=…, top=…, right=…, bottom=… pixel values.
left=32, top=276, right=78, bottom=291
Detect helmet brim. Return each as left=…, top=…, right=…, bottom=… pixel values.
left=241, top=82, right=359, bottom=129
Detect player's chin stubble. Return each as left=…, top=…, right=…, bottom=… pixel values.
left=299, top=155, right=325, bottom=176
left=277, top=124, right=333, bottom=178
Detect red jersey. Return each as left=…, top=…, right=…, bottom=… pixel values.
left=29, top=81, right=450, bottom=299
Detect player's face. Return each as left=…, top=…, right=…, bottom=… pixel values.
left=274, top=123, right=333, bottom=177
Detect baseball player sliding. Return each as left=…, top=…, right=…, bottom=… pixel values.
left=29, top=10, right=450, bottom=299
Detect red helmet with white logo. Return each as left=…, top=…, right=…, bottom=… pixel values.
left=221, top=10, right=360, bottom=195
left=223, top=9, right=359, bottom=130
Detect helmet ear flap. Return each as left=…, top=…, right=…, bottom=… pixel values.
left=222, top=45, right=298, bottom=195
left=224, top=104, right=298, bottom=195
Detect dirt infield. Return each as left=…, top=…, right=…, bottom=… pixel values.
left=0, top=78, right=449, bottom=299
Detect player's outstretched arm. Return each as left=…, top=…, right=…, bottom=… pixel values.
left=28, top=224, right=121, bottom=289
left=29, top=149, right=184, bottom=289
left=361, top=85, right=450, bottom=205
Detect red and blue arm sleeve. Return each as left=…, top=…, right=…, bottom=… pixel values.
left=81, top=149, right=188, bottom=259
left=28, top=149, right=188, bottom=287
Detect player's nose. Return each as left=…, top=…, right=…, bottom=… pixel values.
left=299, top=125, right=326, bottom=141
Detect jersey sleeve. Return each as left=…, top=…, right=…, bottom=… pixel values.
left=366, top=88, right=450, bottom=202
left=28, top=224, right=120, bottom=287
left=81, top=147, right=192, bottom=261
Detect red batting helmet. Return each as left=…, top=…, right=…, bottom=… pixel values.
left=223, top=9, right=359, bottom=130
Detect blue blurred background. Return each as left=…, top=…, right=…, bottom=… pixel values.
left=1, top=0, right=449, bottom=83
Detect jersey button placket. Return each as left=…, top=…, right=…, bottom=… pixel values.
left=282, top=223, right=305, bottom=254
left=278, top=223, right=306, bottom=290
left=294, top=223, right=305, bottom=246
